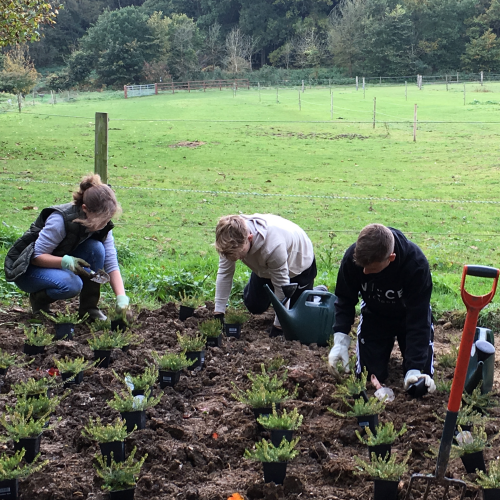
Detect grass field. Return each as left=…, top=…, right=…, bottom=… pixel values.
left=1, top=81, right=500, bottom=317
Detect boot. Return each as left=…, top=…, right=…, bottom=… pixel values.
left=79, top=278, right=107, bottom=321
left=29, top=290, right=55, bottom=314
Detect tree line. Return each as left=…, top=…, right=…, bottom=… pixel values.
left=1, top=0, right=500, bottom=92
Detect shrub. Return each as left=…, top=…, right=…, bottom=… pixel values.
left=330, top=396, right=387, bottom=418
left=457, top=404, right=486, bottom=427
left=452, top=426, right=488, bottom=457
left=107, top=389, right=161, bottom=413
left=42, top=306, right=88, bottom=324
left=0, top=349, right=31, bottom=369
left=356, top=422, right=407, bottom=446
left=225, top=308, right=249, bottom=325
left=435, top=377, right=452, bottom=393
left=114, top=366, right=157, bottom=391
left=354, top=450, right=412, bottom=480
left=232, top=383, right=297, bottom=408
left=178, top=290, right=204, bottom=308
left=438, top=337, right=459, bottom=368
left=177, top=332, right=206, bottom=351
left=335, top=368, right=369, bottom=399
left=256, top=403, right=303, bottom=430
left=247, top=364, right=289, bottom=392
left=266, top=356, right=287, bottom=372
left=0, top=449, right=48, bottom=480
left=152, top=351, right=195, bottom=371
left=12, top=377, right=58, bottom=398
left=199, top=319, right=222, bottom=338
left=0, top=409, right=53, bottom=441
left=53, top=356, right=96, bottom=374
left=244, top=437, right=300, bottom=462
left=94, top=447, right=147, bottom=492
left=88, top=330, right=143, bottom=350
left=476, top=458, right=500, bottom=489
left=23, top=325, right=53, bottom=347
left=89, top=319, right=112, bottom=333
left=10, top=394, right=63, bottom=420
left=82, top=417, right=132, bottom=443
left=462, top=383, right=496, bottom=415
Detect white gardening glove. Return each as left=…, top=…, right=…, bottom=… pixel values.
left=328, top=332, right=351, bottom=375
left=404, top=369, right=436, bottom=393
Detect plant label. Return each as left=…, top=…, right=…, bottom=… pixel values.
left=162, top=375, right=172, bottom=382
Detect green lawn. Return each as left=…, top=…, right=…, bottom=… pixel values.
left=1, top=81, right=500, bottom=316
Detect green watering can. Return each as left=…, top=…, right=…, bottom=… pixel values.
left=264, top=284, right=336, bottom=346
left=464, top=326, right=495, bottom=394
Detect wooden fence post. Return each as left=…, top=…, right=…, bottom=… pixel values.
left=32, top=90, right=35, bottom=106
left=298, top=91, right=301, bottom=111
left=356, top=76, right=359, bottom=91
left=258, top=82, right=261, bottom=102
left=457, top=72, right=459, bottom=83
left=124, top=85, right=128, bottom=99
left=363, top=77, right=366, bottom=99
left=95, top=112, right=108, bottom=184
left=405, top=81, right=407, bottom=101
left=188, top=81, right=190, bottom=93
left=464, top=83, right=466, bottom=105
left=51, top=90, right=54, bottom=105
left=17, top=93, right=22, bottom=113
left=373, top=97, right=376, bottom=129
left=301, top=80, right=304, bottom=93
left=480, top=71, right=483, bottom=86
left=413, top=104, right=417, bottom=142
left=276, top=86, right=279, bottom=103
left=330, top=92, right=333, bottom=120
left=155, top=83, right=158, bottom=95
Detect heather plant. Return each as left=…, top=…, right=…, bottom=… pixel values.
left=330, top=396, right=387, bottom=418
left=12, top=376, right=59, bottom=398
left=0, top=349, right=31, bottom=369
left=244, top=437, right=300, bottom=462
left=354, top=450, right=412, bottom=480
left=452, top=426, right=488, bottom=457
left=0, top=449, right=48, bottom=480
left=107, top=389, right=161, bottom=413
left=53, top=356, right=96, bottom=374
left=199, top=319, right=222, bottom=338
left=82, top=417, right=132, bottom=443
left=356, top=422, right=407, bottom=446
left=152, top=351, right=195, bottom=371
left=114, top=366, right=157, bottom=391
left=178, top=291, right=204, bottom=308
left=23, top=325, right=53, bottom=347
left=476, top=458, right=500, bottom=489
left=256, top=403, right=303, bottom=430
left=10, top=394, right=63, bottom=420
left=176, top=332, right=206, bottom=351
left=0, top=409, right=53, bottom=441
left=225, top=308, right=249, bottom=325
left=42, top=306, right=88, bottom=324
left=335, top=368, right=369, bottom=399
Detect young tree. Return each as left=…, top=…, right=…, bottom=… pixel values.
left=224, top=27, right=257, bottom=73
left=294, top=27, right=327, bottom=69
left=167, top=14, right=201, bottom=80
left=203, top=22, right=223, bottom=70
left=269, top=41, right=294, bottom=69
left=0, top=45, right=39, bottom=94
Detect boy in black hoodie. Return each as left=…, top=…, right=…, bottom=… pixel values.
left=328, top=224, right=436, bottom=393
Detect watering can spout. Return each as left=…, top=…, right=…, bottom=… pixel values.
left=264, top=284, right=291, bottom=326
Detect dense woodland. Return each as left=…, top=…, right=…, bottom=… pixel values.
left=1, top=0, right=500, bottom=91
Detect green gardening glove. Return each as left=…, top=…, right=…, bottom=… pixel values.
left=61, top=255, right=90, bottom=275
left=116, top=295, right=130, bottom=312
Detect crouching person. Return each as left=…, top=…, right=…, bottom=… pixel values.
left=4, top=174, right=129, bottom=320
left=214, top=214, right=317, bottom=336
left=328, top=223, right=436, bottom=394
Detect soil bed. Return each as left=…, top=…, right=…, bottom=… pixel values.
left=0, top=302, right=498, bottom=500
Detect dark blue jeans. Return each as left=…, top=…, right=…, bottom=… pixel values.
left=15, top=239, right=105, bottom=300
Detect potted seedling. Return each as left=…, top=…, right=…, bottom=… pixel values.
left=53, top=356, right=97, bottom=387
left=177, top=332, right=206, bottom=370
left=334, top=368, right=369, bottom=402
left=354, top=450, right=412, bottom=500
left=114, top=330, right=143, bottom=353
left=12, top=376, right=59, bottom=399
left=0, top=449, right=48, bottom=500
left=256, top=403, right=303, bottom=447
left=0, top=349, right=31, bottom=376
left=94, top=447, right=147, bottom=500
left=42, top=306, right=88, bottom=340
left=178, top=291, right=203, bottom=321
left=224, top=308, right=248, bottom=339
left=356, top=422, right=407, bottom=461
left=151, top=351, right=195, bottom=388
left=244, top=437, right=300, bottom=485
left=453, top=425, right=488, bottom=473
left=22, top=325, right=54, bottom=355
left=109, top=307, right=130, bottom=333
left=113, top=366, right=157, bottom=397
left=200, top=319, right=223, bottom=348
left=329, top=396, right=387, bottom=435
left=476, top=458, right=500, bottom=500
left=462, top=383, right=496, bottom=415
left=89, top=319, right=112, bottom=333
left=88, top=331, right=123, bottom=368
left=0, top=408, right=53, bottom=463
left=10, top=393, right=63, bottom=422
left=82, top=417, right=133, bottom=466
left=108, top=389, right=162, bottom=433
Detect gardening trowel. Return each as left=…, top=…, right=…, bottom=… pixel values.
left=371, top=374, right=395, bottom=402
left=88, top=269, right=110, bottom=284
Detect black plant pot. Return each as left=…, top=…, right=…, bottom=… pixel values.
left=179, top=306, right=195, bottom=321
left=61, top=371, right=84, bottom=388
left=94, top=349, right=112, bottom=368
left=54, top=323, right=74, bottom=340
left=159, top=370, right=181, bottom=389
left=206, top=335, right=222, bottom=348
left=120, top=410, right=146, bottom=433
left=357, top=414, right=378, bottom=435
left=23, top=343, right=45, bottom=355
left=99, top=441, right=125, bottom=466
left=225, top=323, right=241, bottom=339
left=111, top=318, right=128, bottom=332
left=252, top=404, right=281, bottom=421
left=353, top=390, right=369, bottom=403
left=483, top=489, right=500, bottom=500
left=368, top=444, right=391, bottom=461
left=373, top=479, right=399, bottom=500
left=270, top=429, right=294, bottom=447
left=263, top=461, right=287, bottom=485
left=132, top=387, right=152, bottom=398
left=109, top=488, right=135, bottom=500
left=0, top=367, right=9, bottom=376
left=461, top=450, right=486, bottom=473
left=186, top=350, right=205, bottom=370
left=14, top=434, right=41, bottom=463
left=0, top=478, right=18, bottom=500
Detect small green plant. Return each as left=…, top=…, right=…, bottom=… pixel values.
left=232, top=383, right=297, bottom=408
left=225, top=308, right=249, bottom=325
left=199, top=319, right=222, bottom=338
left=266, top=356, right=287, bottom=372
left=177, top=331, right=206, bottom=351
left=356, top=422, right=407, bottom=446
left=244, top=437, right=300, bottom=462
left=42, top=305, right=88, bottom=324
left=23, top=325, right=54, bottom=347
left=452, top=426, right=488, bottom=457
left=82, top=417, right=132, bottom=443
left=107, top=389, right=162, bottom=413
left=89, top=319, right=112, bottom=333
left=256, top=403, right=303, bottom=430
left=0, top=409, right=52, bottom=441
left=151, top=351, right=195, bottom=371
left=354, top=450, right=412, bottom=480
left=476, top=458, right=500, bottom=489
left=438, top=337, right=459, bottom=368
left=0, top=449, right=48, bottom=480
left=53, top=356, right=96, bottom=374
left=178, top=291, right=204, bottom=308
left=330, top=396, right=387, bottom=418
left=462, top=383, right=496, bottom=415
left=10, top=394, right=63, bottom=420
left=114, top=366, right=157, bottom=391
left=94, top=446, right=147, bottom=492
left=0, top=349, right=32, bottom=369
left=12, top=376, right=58, bottom=398
left=88, top=330, right=142, bottom=350
left=247, top=364, right=289, bottom=392
left=335, top=368, right=369, bottom=399
left=435, top=377, right=452, bottom=393
left=457, top=404, right=486, bottom=427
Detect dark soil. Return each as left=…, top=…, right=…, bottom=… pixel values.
left=0, top=301, right=498, bottom=500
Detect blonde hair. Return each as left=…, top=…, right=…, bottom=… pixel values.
left=353, top=224, right=394, bottom=267
left=73, top=174, right=121, bottom=231
left=215, top=215, right=248, bottom=259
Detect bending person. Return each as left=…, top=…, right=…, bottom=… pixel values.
left=4, top=174, right=129, bottom=320
left=328, top=223, right=435, bottom=393
left=214, top=214, right=318, bottom=336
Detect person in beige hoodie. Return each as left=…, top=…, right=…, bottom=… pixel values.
left=214, top=214, right=318, bottom=336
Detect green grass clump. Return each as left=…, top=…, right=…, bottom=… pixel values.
left=82, top=417, right=132, bottom=443
left=354, top=450, right=412, bottom=480
left=244, top=437, right=300, bottom=462
left=356, top=422, right=407, bottom=446
left=176, top=332, right=206, bottom=351
left=152, top=351, right=195, bottom=371
left=256, top=403, right=303, bottom=430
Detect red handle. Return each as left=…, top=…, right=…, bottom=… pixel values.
left=448, top=265, right=499, bottom=412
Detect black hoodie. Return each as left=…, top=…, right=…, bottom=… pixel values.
left=334, top=228, right=433, bottom=370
